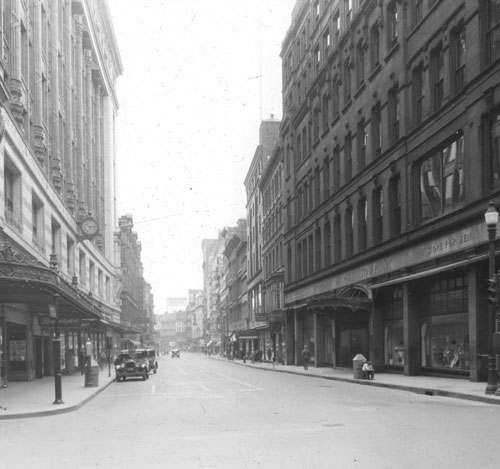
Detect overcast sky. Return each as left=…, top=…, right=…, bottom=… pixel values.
left=107, top=0, right=296, bottom=312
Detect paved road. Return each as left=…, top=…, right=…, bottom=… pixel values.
left=1, top=353, right=499, bottom=468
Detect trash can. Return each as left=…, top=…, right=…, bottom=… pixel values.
left=85, top=365, right=100, bottom=387
left=353, top=354, right=367, bottom=379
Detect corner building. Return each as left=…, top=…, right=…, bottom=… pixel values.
left=0, top=0, right=123, bottom=382
left=281, top=0, right=500, bottom=380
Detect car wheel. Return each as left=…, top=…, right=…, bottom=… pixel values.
left=143, top=373, right=147, bottom=380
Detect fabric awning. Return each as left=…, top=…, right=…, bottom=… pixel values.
left=368, top=254, right=487, bottom=290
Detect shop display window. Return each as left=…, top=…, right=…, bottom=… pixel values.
left=421, top=313, right=469, bottom=370
left=8, top=323, right=27, bottom=372
left=384, top=320, right=404, bottom=366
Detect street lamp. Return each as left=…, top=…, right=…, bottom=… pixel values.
left=52, top=294, right=64, bottom=404
left=485, top=201, right=499, bottom=395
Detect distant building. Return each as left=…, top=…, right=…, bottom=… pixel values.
left=166, top=297, right=188, bottom=313
left=244, top=118, right=281, bottom=353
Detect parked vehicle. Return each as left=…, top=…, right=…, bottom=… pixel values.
left=114, top=350, right=149, bottom=381
left=171, top=348, right=180, bottom=358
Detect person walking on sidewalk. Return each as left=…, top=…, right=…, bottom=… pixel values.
left=302, top=345, right=311, bottom=370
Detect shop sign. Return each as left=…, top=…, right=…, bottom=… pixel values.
left=39, top=317, right=82, bottom=328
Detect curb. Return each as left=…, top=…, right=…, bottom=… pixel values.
left=214, top=357, right=500, bottom=406
left=0, top=378, right=116, bottom=421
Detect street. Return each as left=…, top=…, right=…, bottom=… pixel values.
left=1, top=353, right=499, bottom=469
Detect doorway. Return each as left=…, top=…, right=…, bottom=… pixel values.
left=337, top=310, right=369, bottom=368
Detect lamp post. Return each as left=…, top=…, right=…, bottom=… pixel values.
left=485, top=202, right=499, bottom=395
left=52, top=294, right=64, bottom=404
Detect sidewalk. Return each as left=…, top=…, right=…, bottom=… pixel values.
left=0, top=366, right=116, bottom=420
left=3, top=357, right=500, bottom=420
left=210, top=355, right=500, bottom=406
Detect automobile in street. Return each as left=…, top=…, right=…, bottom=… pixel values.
left=114, top=350, right=149, bottom=381
left=171, top=348, right=180, bottom=358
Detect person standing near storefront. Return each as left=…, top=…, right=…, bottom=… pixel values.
left=302, top=345, right=311, bottom=370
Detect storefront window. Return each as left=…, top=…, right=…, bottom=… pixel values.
left=382, top=286, right=404, bottom=367
left=421, top=313, right=469, bottom=370
left=8, top=322, right=27, bottom=373
left=420, top=272, right=469, bottom=370
left=384, top=320, right=404, bottom=366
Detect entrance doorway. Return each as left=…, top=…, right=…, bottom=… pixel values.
left=337, top=310, right=369, bottom=367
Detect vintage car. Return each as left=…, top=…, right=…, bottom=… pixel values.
left=171, top=348, right=180, bottom=358
left=146, top=348, right=158, bottom=373
left=114, top=350, right=149, bottom=381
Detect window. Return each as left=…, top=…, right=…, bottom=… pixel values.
left=322, top=94, right=330, bottom=130
left=314, top=168, right=320, bottom=208
left=358, top=197, right=367, bottom=251
left=345, top=0, right=352, bottom=25
left=67, top=237, right=75, bottom=274
left=296, top=134, right=302, bottom=166
left=106, top=276, right=111, bottom=301
left=389, top=175, right=402, bottom=237
left=345, top=132, right=352, bottom=181
left=419, top=134, right=465, bottom=222
left=356, top=40, right=365, bottom=89
left=334, top=213, right=342, bottom=261
left=450, top=23, right=466, bottom=95
left=313, top=107, right=320, bottom=142
left=357, top=119, right=366, bottom=171
left=343, top=60, right=352, bottom=104
left=370, top=24, right=380, bottom=71
left=489, top=111, right=500, bottom=189
left=302, top=127, right=308, bottom=160
left=4, top=159, right=21, bottom=232
left=373, top=187, right=384, bottom=244
left=413, top=62, right=425, bottom=126
left=51, top=218, right=61, bottom=265
left=323, top=157, right=330, bottom=200
left=323, top=29, right=331, bottom=57
left=308, top=235, right=314, bottom=276
left=484, top=0, right=500, bottom=65
left=333, top=12, right=340, bottom=45
left=324, top=221, right=331, bottom=266
left=89, top=260, right=95, bottom=292
left=314, top=45, right=321, bottom=76
left=413, top=0, right=423, bottom=27
left=32, top=192, right=44, bottom=249
left=345, top=206, right=353, bottom=256
left=387, top=1, right=398, bottom=49
left=79, top=251, right=86, bottom=284
left=371, top=101, right=382, bottom=158
left=333, top=145, right=341, bottom=189
left=431, top=43, right=444, bottom=110
left=332, top=78, right=340, bottom=117
left=98, top=269, right=103, bottom=297
left=388, top=85, right=400, bottom=144
left=315, top=228, right=322, bottom=271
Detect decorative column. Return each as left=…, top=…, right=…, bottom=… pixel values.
left=75, top=16, right=86, bottom=219
left=33, top=0, right=47, bottom=169
left=9, top=0, right=24, bottom=125
left=64, top=2, right=76, bottom=213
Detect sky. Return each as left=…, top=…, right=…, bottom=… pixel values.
left=107, top=0, right=296, bottom=312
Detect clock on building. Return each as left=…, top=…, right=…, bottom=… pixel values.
left=79, top=216, right=99, bottom=239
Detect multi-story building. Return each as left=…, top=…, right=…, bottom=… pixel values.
left=223, top=219, right=248, bottom=357
left=0, top=0, right=123, bottom=382
left=244, top=118, right=281, bottom=351
left=260, top=142, right=285, bottom=362
left=280, top=0, right=500, bottom=382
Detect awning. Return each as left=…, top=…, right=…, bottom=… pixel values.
left=238, top=336, right=258, bottom=340
left=369, top=254, right=486, bottom=290
left=206, top=340, right=213, bottom=347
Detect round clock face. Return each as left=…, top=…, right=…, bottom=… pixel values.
left=81, top=217, right=98, bottom=236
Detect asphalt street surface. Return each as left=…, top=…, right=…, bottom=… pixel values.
left=1, top=353, right=499, bottom=468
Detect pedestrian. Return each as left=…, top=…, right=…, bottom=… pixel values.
left=362, top=360, right=375, bottom=380
left=302, top=345, right=311, bottom=370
